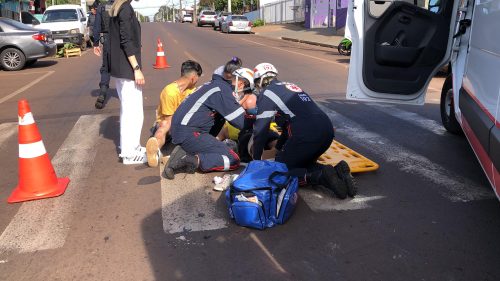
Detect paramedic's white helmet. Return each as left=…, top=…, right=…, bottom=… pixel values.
left=232, top=67, right=255, bottom=90
left=253, top=63, right=278, bottom=82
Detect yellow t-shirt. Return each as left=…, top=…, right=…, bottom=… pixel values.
left=156, top=82, right=195, bottom=122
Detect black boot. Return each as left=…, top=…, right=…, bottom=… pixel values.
left=307, top=165, right=348, bottom=199
left=164, top=146, right=198, bottom=180
left=334, top=160, right=357, bottom=197
left=95, top=85, right=108, bottom=109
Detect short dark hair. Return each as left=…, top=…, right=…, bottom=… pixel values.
left=223, top=57, right=242, bottom=74
left=181, top=60, right=202, bottom=77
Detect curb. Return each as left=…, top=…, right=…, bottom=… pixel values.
left=281, top=37, right=338, bottom=48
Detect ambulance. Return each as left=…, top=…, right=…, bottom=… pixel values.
left=346, top=0, right=500, bottom=199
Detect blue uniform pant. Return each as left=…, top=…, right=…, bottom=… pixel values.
left=179, top=132, right=240, bottom=172
left=99, top=34, right=111, bottom=88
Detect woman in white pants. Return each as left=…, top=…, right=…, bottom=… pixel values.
left=107, top=0, right=146, bottom=164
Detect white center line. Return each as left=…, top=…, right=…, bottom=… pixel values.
left=0, top=71, right=54, bottom=105
left=0, top=114, right=109, bottom=254
left=0, top=123, right=17, bottom=149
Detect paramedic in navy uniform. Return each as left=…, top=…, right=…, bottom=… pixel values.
left=164, top=68, right=255, bottom=179
left=250, top=63, right=357, bottom=199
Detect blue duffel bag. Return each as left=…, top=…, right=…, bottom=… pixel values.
left=225, top=160, right=299, bottom=229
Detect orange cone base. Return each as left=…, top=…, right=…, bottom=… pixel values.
left=8, top=177, right=70, bottom=203
left=153, top=63, right=170, bottom=69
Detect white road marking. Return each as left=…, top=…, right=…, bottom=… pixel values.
left=0, top=123, right=17, bottom=149
left=160, top=168, right=227, bottom=234
left=300, top=191, right=385, bottom=211
left=369, top=104, right=447, bottom=136
left=0, top=114, right=109, bottom=253
left=318, top=104, right=493, bottom=202
left=250, top=233, right=287, bottom=273
left=0, top=71, right=54, bottom=105
left=241, top=38, right=348, bottom=68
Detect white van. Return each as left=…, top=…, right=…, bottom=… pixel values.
left=346, top=0, right=500, bottom=199
left=39, top=4, right=89, bottom=50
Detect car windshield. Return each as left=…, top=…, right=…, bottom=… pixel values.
left=42, top=9, right=78, bottom=23
left=231, top=16, right=248, bottom=21
left=203, top=11, right=216, bottom=15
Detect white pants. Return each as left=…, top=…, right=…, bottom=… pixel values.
left=115, top=78, right=144, bottom=158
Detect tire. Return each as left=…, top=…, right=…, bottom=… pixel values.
left=0, top=48, right=26, bottom=71
left=440, top=75, right=463, bottom=135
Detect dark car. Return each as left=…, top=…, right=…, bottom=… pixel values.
left=0, top=17, right=56, bottom=71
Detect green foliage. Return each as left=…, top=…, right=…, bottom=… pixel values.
left=253, top=18, right=264, bottom=27
left=56, top=43, right=77, bottom=57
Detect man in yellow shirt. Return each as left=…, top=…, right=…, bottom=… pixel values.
left=146, top=60, right=203, bottom=167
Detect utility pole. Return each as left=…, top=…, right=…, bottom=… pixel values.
left=228, top=0, right=231, bottom=12
left=193, top=0, right=196, bottom=24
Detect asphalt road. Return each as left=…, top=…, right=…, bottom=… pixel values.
left=0, top=22, right=499, bottom=281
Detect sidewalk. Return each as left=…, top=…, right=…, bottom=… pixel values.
left=251, top=23, right=345, bottom=48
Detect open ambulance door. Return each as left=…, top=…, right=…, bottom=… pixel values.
left=346, top=0, right=459, bottom=105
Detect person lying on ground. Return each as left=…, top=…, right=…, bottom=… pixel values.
left=163, top=68, right=255, bottom=179
left=249, top=63, right=357, bottom=199
left=145, top=60, right=202, bottom=167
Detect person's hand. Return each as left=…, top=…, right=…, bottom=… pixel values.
left=93, top=46, right=101, bottom=56
left=135, top=69, right=145, bottom=86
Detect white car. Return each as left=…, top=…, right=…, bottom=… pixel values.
left=214, top=11, right=231, bottom=30
left=39, top=5, right=89, bottom=50
left=182, top=14, right=193, bottom=23
left=197, top=10, right=216, bottom=27
left=221, top=15, right=252, bottom=34
left=346, top=0, right=500, bottom=200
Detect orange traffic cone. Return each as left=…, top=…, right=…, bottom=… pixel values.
left=8, top=99, right=70, bottom=203
left=153, top=38, right=170, bottom=69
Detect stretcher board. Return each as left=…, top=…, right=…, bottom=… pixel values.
left=317, top=140, right=379, bottom=173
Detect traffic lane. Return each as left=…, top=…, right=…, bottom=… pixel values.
left=162, top=22, right=349, bottom=100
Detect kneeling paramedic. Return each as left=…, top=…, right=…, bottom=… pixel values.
left=251, top=63, right=356, bottom=199
left=164, top=68, right=255, bottom=179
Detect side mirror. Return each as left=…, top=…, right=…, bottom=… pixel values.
left=32, top=19, right=40, bottom=25
left=81, top=17, right=86, bottom=22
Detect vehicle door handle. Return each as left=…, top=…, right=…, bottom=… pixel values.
left=399, top=15, right=411, bottom=24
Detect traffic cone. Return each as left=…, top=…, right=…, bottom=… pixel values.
left=153, top=38, right=170, bottom=69
left=8, top=99, right=70, bottom=203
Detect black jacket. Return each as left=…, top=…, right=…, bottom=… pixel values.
left=108, top=2, right=141, bottom=80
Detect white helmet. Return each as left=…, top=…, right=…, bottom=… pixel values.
left=253, top=63, right=278, bottom=87
left=232, top=68, right=255, bottom=91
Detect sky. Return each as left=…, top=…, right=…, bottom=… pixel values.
left=132, top=0, right=195, bottom=17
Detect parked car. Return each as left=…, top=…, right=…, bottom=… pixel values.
left=182, top=13, right=193, bottom=23
left=214, top=11, right=231, bottom=30
left=221, top=15, right=252, bottom=34
left=346, top=0, right=500, bottom=200
left=197, top=10, right=216, bottom=27
left=39, top=5, right=89, bottom=50
left=0, top=17, right=56, bottom=71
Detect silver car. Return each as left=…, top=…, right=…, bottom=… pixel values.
left=214, top=12, right=231, bottom=30
left=0, top=17, right=56, bottom=71
left=197, top=10, right=216, bottom=27
left=221, top=15, right=252, bottom=34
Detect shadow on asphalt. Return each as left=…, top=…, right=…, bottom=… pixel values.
left=99, top=115, right=121, bottom=156
left=28, top=60, right=58, bottom=69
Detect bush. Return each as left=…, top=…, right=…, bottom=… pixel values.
left=253, top=19, right=265, bottom=27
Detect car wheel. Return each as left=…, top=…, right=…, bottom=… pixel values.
left=0, top=48, right=26, bottom=71
left=25, top=59, right=38, bottom=67
left=440, top=75, right=463, bottom=135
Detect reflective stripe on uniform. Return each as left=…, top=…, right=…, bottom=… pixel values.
left=256, top=111, right=276, bottom=119
left=18, top=112, right=35, bottom=126
left=19, top=140, right=46, bottom=158
left=181, top=87, right=221, bottom=125
left=222, top=155, right=230, bottom=171
left=263, top=90, right=296, bottom=118
left=225, top=107, right=245, bottom=121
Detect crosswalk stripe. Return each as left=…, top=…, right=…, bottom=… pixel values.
left=0, top=114, right=109, bottom=253
left=369, top=104, right=447, bottom=136
left=160, top=166, right=227, bottom=234
left=318, top=104, right=493, bottom=202
left=0, top=123, right=17, bottom=149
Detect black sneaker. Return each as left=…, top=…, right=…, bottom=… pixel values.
left=164, top=146, right=197, bottom=179
left=95, top=86, right=108, bottom=109
left=334, top=160, right=357, bottom=197
left=321, top=165, right=348, bottom=199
